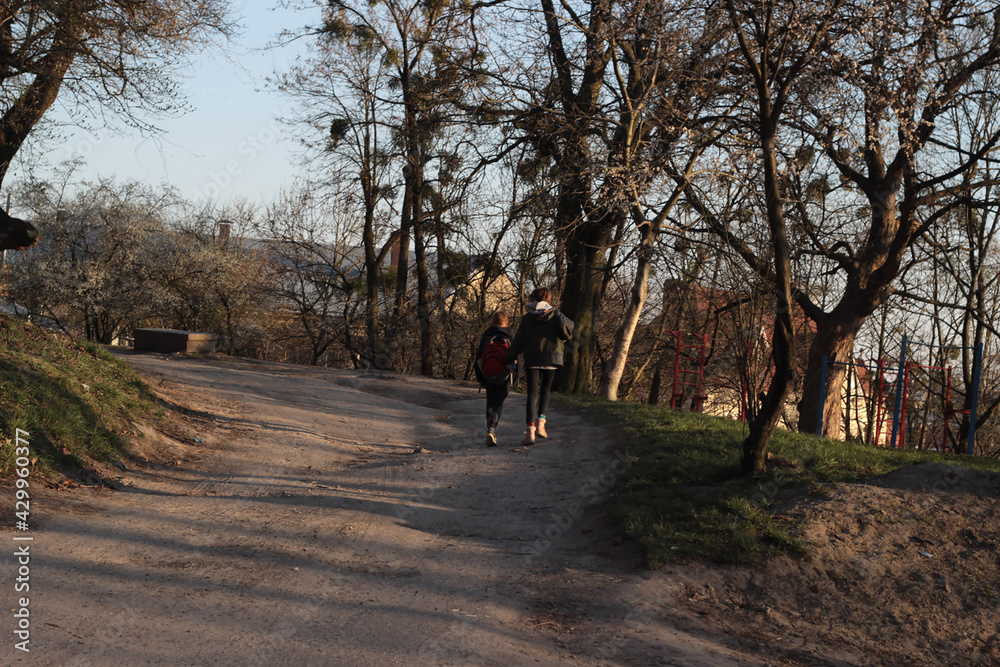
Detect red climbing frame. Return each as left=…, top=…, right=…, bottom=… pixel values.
left=670, top=331, right=708, bottom=412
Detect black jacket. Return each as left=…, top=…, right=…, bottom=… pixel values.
left=474, top=325, right=515, bottom=386
left=507, top=308, right=574, bottom=368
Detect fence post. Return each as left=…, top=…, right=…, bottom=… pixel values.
left=967, top=341, right=983, bottom=456
left=890, top=335, right=908, bottom=448
left=670, top=331, right=681, bottom=409
left=816, top=356, right=828, bottom=437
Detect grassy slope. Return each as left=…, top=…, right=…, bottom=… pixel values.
left=0, top=315, right=157, bottom=479
left=565, top=396, right=1000, bottom=567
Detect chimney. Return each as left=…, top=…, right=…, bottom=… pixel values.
left=390, top=236, right=400, bottom=267
left=217, top=220, right=231, bottom=249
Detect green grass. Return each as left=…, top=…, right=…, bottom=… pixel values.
left=563, top=395, right=1000, bottom=567
left=0, top=315, right=158, bottom=479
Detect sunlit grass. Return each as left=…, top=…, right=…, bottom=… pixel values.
left=0, top=316, right=157, bottom=479
left=563, top=395, right=1000, bottom=567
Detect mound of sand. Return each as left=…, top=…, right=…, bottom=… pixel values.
left=672, top=463, right=1000, bottom=665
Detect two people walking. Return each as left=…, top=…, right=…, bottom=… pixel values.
left=475, top=287, right=574, bottom=446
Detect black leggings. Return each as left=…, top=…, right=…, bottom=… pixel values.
left=525, top=368, right=556, bottom=425
left=485, top=382, right=508, bottom=430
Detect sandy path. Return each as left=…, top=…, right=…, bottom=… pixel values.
left=4, top=353, right=765, bottom=666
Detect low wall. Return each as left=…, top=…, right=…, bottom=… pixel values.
left=133, top=328, right=217, bottom=354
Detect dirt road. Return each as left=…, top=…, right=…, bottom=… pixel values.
left=4, top=353, right=763, bottom=666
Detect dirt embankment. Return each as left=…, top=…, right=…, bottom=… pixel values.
left=662, top=465, right=1000, bottom=666
left=2, top=351, right=998, bottom=666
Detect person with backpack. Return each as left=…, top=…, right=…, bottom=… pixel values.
left=506, top=287, right=574, bottom=445
left=474, top=310, right=517, bottom=446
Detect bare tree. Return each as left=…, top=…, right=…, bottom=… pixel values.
left=786, top=0, right=1000, bottom=437
left=258, top=188, right=370, bottom=366
left=284, top=0, right=484, bottom=374
left=716, top=0, right=844, bottom=474
left=275, top=10, right=398, bottom=367
left=596, top=1, right=728, bottom=400
left=0, top=1, right=232, bottom=191
left=896, top=71, right=1000, bottom=452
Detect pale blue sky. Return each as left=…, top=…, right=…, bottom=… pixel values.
left=20, top=3, right=321, bottom=207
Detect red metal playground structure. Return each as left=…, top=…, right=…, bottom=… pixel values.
left=669, top=332, right=984, bottom=455
left=669, top=331, right=709, bottom=413
left=668, top=330, right=764, bottom=422
left=816, top=335, right=983, bottom=455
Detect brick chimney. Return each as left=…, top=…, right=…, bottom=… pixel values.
left=217, top=220, right=231, bottom=249
left=390, top=236, right=400, bottom=267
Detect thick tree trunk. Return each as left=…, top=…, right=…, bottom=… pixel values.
left=537, top=0, right=611, bottom=395
left=648, top=369, right=662, bottom=405
left=796, top=309, right=864, bottom=437
left=432, top=211, right=454, bottom=377
left=361, top=172, right=382, bottom=367
left=392, top=171, right=412, bottom=324
left=0, top=20, right=80, bottom=187
left=794, top=167, right=900, bottom=435
left=556, top=217, right=610, bottom=394
left=392, top=92, right=420, bottom=350
left=795, top=166, right=903, bottom=435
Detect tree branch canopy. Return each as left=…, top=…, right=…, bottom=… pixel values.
left=0, top=0, right=233, bottom=188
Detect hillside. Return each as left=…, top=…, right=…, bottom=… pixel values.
left=0, top=314, right=156, bottom=483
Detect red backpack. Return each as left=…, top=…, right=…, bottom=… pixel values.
left=478, top=335, right=510, bottom=384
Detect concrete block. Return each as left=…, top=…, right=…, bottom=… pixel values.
left=133, top=328, right=217, bottom=354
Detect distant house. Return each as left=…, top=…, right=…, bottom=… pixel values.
left=659, top=279, right=817, bottom=428
left=444, top=267, right=520, bottom=321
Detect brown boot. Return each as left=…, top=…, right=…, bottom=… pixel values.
left=521, top=424, right=536, bottom=445
left=536, top=418, right=548, bottom=439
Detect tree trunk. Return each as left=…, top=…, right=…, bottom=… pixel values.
left=0, top=19, right=80, bottom=187
left=361, top=172, right=381, bottom=367
left=796, top=308, right=864, bottom=437
left=556, top=216, right=611, bottom=394
left=392, top=167, right=412, bottom=325
left=740, top=80, right=796, bottom=474
left=599, top=221, right=654, bottom=400
left=742, top=334, right=792, bottom=476
left=412, top=183, right=433, bottom=377
left=795, top=169, right=903, bottom=435
left=648, top=368, right=662, bottom=404
left=742, top=245, right=795, bottom=472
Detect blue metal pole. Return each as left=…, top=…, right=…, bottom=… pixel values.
left=890, top=335, right=908, bottom=448
left=967, top=341, right=983, bottom=456
left=817, top=356, right=828, bottom=437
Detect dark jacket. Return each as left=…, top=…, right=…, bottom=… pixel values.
left=507, top=308, right=574, bottom=368
left=474, top=325, right=515, bottom=386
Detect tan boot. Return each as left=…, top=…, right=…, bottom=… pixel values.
left=521, top=424, right=536, bottom=445
left=536, top=418, right=548, bottom=439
